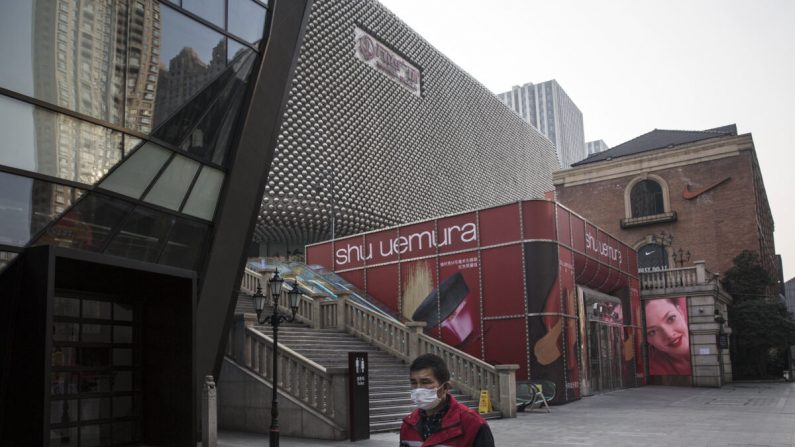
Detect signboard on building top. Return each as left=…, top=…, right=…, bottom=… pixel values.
left=354, top=26, right=421, bottom=97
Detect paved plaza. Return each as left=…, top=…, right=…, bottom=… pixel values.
left=218, top=382, right=795, bottom=447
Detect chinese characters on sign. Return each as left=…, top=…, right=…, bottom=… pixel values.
left=354, top=26, right=421, bottom=97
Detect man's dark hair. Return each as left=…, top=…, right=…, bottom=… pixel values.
left=410, top=353, right=451, bottom=383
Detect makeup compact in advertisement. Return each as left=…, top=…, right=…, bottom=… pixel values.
left=307, top=200, right=643, bottom=403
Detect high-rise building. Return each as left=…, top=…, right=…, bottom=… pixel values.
left=497, top=80, right=586, bottom=168
left=586, top=139, right=609, bottom=155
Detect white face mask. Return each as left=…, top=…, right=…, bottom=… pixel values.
left=410, top=386, right=442, bottom=410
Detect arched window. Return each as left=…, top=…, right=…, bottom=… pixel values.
left=637, top=243, right=668, bottom=271
left=630, top=180, right=664, bottom=218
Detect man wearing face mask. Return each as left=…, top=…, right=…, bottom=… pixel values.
left=399, top=354, right=495, bottom=447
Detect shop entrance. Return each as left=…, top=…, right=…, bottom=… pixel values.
left=587, top=321, right=623, bottom=394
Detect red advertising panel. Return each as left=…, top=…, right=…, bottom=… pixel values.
left=522, top=200, right=556, bottom=240
left=481, top=245, right=525, bottom=317
left=570, top=213, right=585, bottom=252
left=397, top=220, right=437, bottom=261
left=635, top=327, right=646, bottom=385
left=400, top=258, right=438, bottom=326
left=484, top=318, right=528, bottom=380
left=339, top=269, right=364, bottom=291
left=333, top=235, right=366, bottom=270
left=365, top=264, right=400, bottom=311
left=364, top=227, right=399, bottom=266
left=644, top=296, right=691, bottom=376
left=306, top=242, right=332, bottom=268
left=479, top=203, right=521, bottom=247
left=438, top=252, right=482, bottom=357
left=562, top=317, right=580, bottom=400
left=556, top=205, right=572, bottom=247
left=436, top=212, right=479, bottom=255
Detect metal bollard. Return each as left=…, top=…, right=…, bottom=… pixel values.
left=202, top=375, right=217, bottom=447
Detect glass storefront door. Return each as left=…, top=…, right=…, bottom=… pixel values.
left=588, top=321, right=624, bottom=394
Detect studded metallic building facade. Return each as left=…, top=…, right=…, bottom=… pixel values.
left=255, top=0, right=559, bottom=245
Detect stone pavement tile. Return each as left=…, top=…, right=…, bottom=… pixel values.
left=218, top=382, right=795, bottom=447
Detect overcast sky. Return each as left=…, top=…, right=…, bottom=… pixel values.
left=378, top=0, right=795, bottom=282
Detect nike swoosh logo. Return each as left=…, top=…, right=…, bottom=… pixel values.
left=683, top=176, right=731, bottom=200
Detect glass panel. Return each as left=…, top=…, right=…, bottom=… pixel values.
left=182, top=167, right=223, bottom=220
left=143, top=155, right=200, bottom=210
left=0, top=172, right=84, bottom=247
left=99, top=142, right=171, bottom=199
left=80, top=422, right=112, bottom=446
left=113, top=371, right=133, bottom=392
left=228, top=0, right=267, bottom=44
left=50, top=427, right=78, bottom=447
left=113, top=348, right=133, bottom=366
left=34, top=193, right=134, bottom=251
left=0, top=96, right=123, bottom=184
left=81, top=398, right=112, bottom=421
left=51, top=372, right=79, bottom=396
left=52, top=347, right=77, bottom=367
left=124, top=135, right=144, bottom=157
left=113, top=420, right=134, bottom=442
left=53, top=297, right=80, bottom=317
left=0, top=0, right=127, bottom=124
left=77, top=347, right=111, bottom=367
left=105, top=206, right=174, bottom=261
left=113, top=396, right=133, bottom=417
left=80, top=372, right=113, bottom=393
left=185, top=45, right=256, bottom=164
left=114, top=303, right=134, bottom=321
left=0, top=251, right=18, bottom=272
left=183, top=0, right=225, bottom=28
left=151, top=5, right=226, bottom=132
left=50, top=399, right=77, bottom=424
left=114, top=325, right=133, bottom=343
left=125, top=0, right=161, bottom=133
left=158, top=218, right=209, bottom=270
left=83, top=300, right=112, bottom=319
left=53, top=322, right=79, bottom=342
left=82, top=324, right=113, bottom=342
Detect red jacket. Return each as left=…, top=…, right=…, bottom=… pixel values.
left=399, top=394, right=489, bottom=447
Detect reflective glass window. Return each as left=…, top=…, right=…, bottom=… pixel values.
left=105, top=206, right=174, bottom=262
left=100, top=142, right=171, bottom=199
left=124, top=135, right=144, bottom=157
left=0, top=0, right=126, bottom=125
left=150, top=5, right=226, bottom=132
left=0, top=172, right=84, bottom=247
left=125, top=0, right=161, bottom=133
left=34, top=193, right=135, bottom=251
left=0, top=251, right=18, bottom=272
left=0, top=96, right=123, bottom=185
left=228, top=0, right=267, bottom=44
left=183, top=0, right=225, bottom=28
left=630, top=180, right=664, bottom=217
left=182, top=167, right=224, bottom=220
left=158, top=218, right=209, bottom=270
left=143, top=155, right=200, bottom=210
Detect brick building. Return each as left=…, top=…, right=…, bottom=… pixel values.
left=553, top=125, right=777, bottom=286
left=553, top=125, right=779, bottom=386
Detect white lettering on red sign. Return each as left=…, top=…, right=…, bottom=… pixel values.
left=585, top=231, right=623, bottom=265
left=335, top=223, right=476, bottom=266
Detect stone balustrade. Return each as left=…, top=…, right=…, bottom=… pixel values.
left=639, top=261, right=717, bottom=291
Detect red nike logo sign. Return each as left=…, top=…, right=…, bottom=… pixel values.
left=683, top=177, right=731, bottom=200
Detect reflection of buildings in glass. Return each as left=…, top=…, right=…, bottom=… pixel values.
left=126, top=0, right=161, bottom=134
left=154, top=39, right=226, bottom=126
left=31, top=0, right=132, bottom=185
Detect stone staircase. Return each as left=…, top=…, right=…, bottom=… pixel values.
left=262, top=322, right=491, bottom=433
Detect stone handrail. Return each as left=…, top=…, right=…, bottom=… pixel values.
left=241, top=267, right=261, bottom=294
left=236, top=270, right=518, bottom=418
left=338, top=294, right=517, bottom=417
left=228, top=314, right=347, bottom=429
left=639, top=261, right=716, bottom=291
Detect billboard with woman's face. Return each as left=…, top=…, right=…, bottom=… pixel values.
left=644, top=297, right=691, bottom=376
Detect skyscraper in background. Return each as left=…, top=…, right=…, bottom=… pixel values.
left=586, top=139, right=609, bottom=155
left=497, top=79, right=585, bottom=168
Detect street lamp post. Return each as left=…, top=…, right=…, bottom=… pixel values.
left=253, top=269, right=301, bottom=447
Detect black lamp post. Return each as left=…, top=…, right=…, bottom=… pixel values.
left=253, top=269, right=300, bottom=447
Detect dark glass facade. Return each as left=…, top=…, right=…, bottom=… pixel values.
left=0, top=0, right=286, bottom=443
left=0, top=0, right=268, bottom=271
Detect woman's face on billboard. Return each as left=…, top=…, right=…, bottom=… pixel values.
left=645, top=299, right=689, bottom=358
